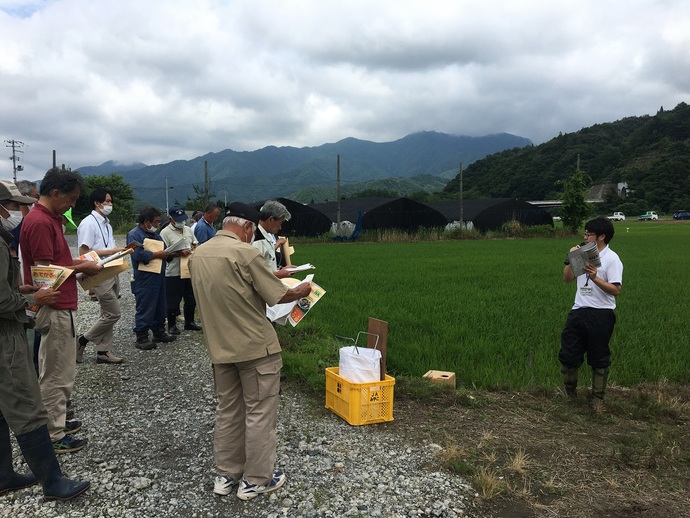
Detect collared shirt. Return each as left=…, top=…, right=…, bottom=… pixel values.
left=190, top=230, right=288, bottom=364
left=19, top=203, right=78, bottom=310
left=77, top=210, right=115, bottom=252
left=160, top=224, right=197, bottom=277
left=193, top=216, right=216, bottom=244
left=572, top=245, right=623, bottom=310
left=252, top=224, right=279, bottom=272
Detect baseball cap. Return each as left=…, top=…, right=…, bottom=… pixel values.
left=225, top=202, right=260, bottom=224
left=169, top=205, right=187, bottom=222
left=0, top=180, right=37, bottom=204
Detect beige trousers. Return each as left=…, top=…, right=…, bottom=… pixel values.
left=34, top=306, right=77, bottom=441
left=84, top=275, right=121, bottom=352
left=212, top=353, right=282, bottom=485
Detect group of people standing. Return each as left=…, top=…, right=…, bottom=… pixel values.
left=2, top=165, right=624, bottom=506
left=1, top=166, right=311, bottom=504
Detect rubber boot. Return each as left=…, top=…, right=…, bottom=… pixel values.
left=591, top=367, right=609, bottom=412
left=15, top=424, right=89, bottom=501
left=561, top=365, right=579, bottom=398
left=0, top=418, right=38, bottom=495
left=152, top=327, right=176, bottom=343
left=167, top=313, right=180, bottom=336
left=135, top=331, right=157, bottom=351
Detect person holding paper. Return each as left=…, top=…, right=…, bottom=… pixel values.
left=19, top=168, right=102, bottom=455
left=252, top=200, right=294, bottom=279
left=560, top=217, right=623, bottom=412
left=1, top=213, right=91, bottom=501
left=76, top=188, right=126, bottom=364
left=189, top=202, right=311, bottom=501
left=126, top=207, right=176, bottom=350
left=161, top=205, right=201, bottom=335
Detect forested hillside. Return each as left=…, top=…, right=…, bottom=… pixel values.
left=443, top=102, right=690, bottom=213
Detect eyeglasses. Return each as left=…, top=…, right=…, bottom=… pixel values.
left=583, top=232, right=597, bottom=238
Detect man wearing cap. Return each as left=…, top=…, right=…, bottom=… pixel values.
left=75, top=188, right=126, bottom=365
left=1, top=180, right=91, bottom=501
left=160, top=206, right=201, bottom=335
left=19, top=168, right=102, bottom=455
left=190, top=202, right=311, bottom=501
left=0, top=181, right=33, bottom=255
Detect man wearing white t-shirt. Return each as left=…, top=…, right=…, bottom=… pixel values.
left=76, top=189, right=125, bottom=364
left=560, top=217, right=623, bottom=411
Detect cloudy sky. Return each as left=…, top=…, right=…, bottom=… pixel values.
left=1, top=0, right=688, bottom=181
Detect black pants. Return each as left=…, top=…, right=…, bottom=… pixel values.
left=165, top=276, right=196, bottom=324
left=559, top=308, right=615, bottom=369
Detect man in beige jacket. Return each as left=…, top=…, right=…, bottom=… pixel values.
left=190, top=202, right=310, bottom=501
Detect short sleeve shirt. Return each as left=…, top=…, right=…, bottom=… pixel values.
left=19, top=203, right=78, bottom=310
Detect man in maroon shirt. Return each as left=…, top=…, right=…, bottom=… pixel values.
left=19, top=168, right=101, bottom=454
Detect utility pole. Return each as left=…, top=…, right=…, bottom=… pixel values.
left=458, top=162, right=464, bottom=227
left=5, top=139, right=25, bottom=182
left=336, top=155, right=341, bottom=232
left=165, top=177, right=170, bottom=215
left=204, top=161, right=209, bottom=208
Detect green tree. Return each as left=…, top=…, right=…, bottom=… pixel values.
left=75, top=174, right=136, bottom=231
left=559, top=169, right=591, bottom=234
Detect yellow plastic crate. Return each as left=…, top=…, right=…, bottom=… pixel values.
left=325, top=367, right=395, bottom=425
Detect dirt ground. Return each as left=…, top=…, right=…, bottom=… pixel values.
left=387, top=380, right=690, bottom=518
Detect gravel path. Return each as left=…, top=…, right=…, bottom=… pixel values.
left=3, top=237, right=479, bottom=517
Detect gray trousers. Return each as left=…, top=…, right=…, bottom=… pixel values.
left=212, top=353, right=282, bottom=485
left=83, top=275, right=121, bottom=352
left=0, top=320, right=48, bottom=435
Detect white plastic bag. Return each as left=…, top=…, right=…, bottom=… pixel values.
left=339, top=345, right=381, bottom=383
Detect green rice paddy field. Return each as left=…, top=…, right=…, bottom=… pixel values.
left=281, top=221, right=690, bottom=390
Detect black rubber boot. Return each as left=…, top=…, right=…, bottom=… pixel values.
left=0, top=417, right=38, bottom=495
left=152, top=327, right=176, bottom=343
left=167, top=313, right=180, bottom=335
left=15, top=425, right=89, bottom=501
left=135, top=331, right=157, bottom=350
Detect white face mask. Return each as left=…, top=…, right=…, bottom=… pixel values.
left=100, top=204, right=113, bottom=216
left=1, top=206, right=23, bottom=231
left=145, top=224, right=157, bottom=234
left=174, top=221, right=185, bottom=229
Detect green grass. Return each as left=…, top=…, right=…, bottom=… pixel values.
left=279, top=220, right=690, bottom=391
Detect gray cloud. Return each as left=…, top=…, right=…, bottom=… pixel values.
left=1, top=0, right=688, bottom=180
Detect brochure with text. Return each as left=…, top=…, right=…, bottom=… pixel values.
left=567, top=242, right=602, bottom=277
left=26, top=265, right=73, bottom=317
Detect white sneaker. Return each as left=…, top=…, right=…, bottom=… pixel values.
left=213, top=474, right=238, bottom=496
left=236, top=471, right=286, bottom=501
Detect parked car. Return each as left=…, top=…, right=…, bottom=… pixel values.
left=607, top=212, right=625, bottom=221
left=673, top=210, right=690, bottom=220
left=637, top=211, right=659, bottom=221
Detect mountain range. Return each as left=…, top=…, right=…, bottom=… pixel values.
left=77, top=132, right=532, bottom=207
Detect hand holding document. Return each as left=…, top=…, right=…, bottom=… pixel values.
left=266, top=274, right=326, bottom=326
left=285, top=263, right=315, bottom=272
